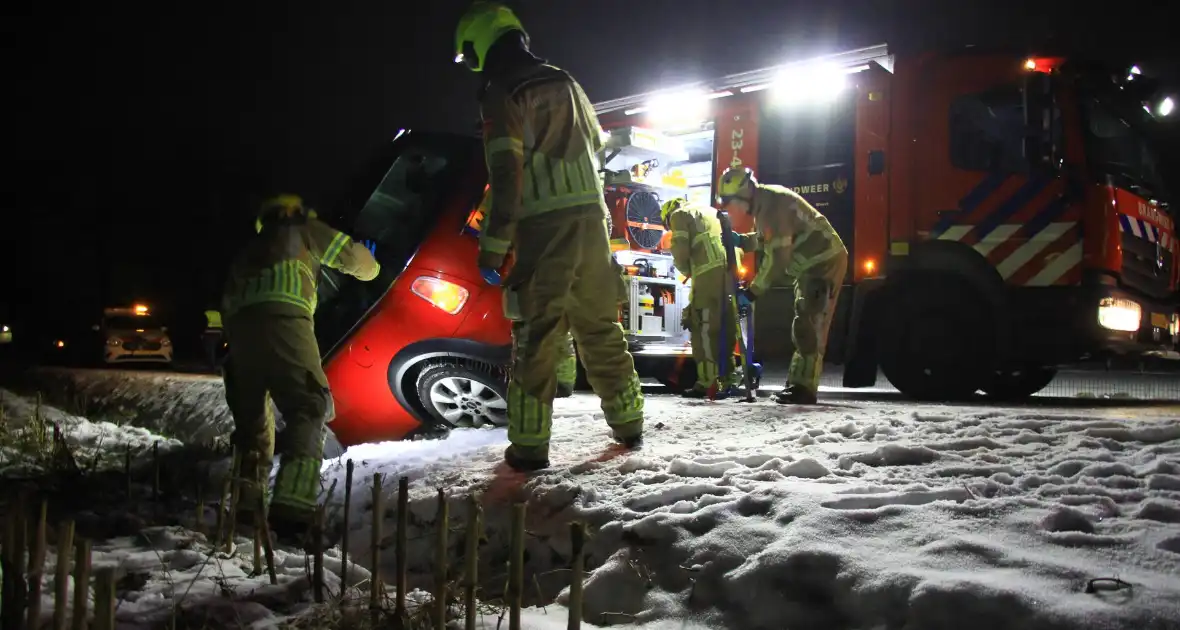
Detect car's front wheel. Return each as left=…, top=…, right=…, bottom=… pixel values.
left=415, top=362, right=509, bottom=429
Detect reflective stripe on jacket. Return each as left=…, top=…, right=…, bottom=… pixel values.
left=222, top=217, right=380, bottom=318
left=478, top=63, right=608, bottom=268
left=667, top=204, right=727, bottom=280
left=744, top=184, right=847, bottom=295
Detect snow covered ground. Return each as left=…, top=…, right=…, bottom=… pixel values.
left=5, top=371, right=1180, bottom=629
left=326, top=394, right=1180, bottom=629
left=21, top=368, right=236, bottom=446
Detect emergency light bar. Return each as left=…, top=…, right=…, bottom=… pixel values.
left=597, top=43, right=892, bottom=117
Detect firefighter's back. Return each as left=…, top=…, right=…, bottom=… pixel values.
left=505, top=63, right=609, bottom=221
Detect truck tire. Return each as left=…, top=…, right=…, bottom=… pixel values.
left=878, top=277, right=995, bottom=401
left=980, top=365, right=1058, bottom=401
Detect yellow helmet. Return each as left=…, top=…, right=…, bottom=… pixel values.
left=255, top=194, right=317, bottom=233
left=454, top=2, right=528, bottom=72
left=716, top=166, right=756, bottom=206
left=660, top=197, right=686, bottom=226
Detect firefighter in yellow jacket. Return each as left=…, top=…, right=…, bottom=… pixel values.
left=475, top=184, right=579, bottom=399
left=221, top=194, right=380, bottom=536
left=717, top=166, right=848, bottom=405
left=661, top=198, right=744, bottom=398
left=456, top=2, right=643, bottom=471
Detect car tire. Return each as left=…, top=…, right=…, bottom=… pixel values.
left=415, top=362, right=509, bottom=429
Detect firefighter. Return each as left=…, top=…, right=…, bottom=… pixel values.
left=202, top=308, right=224, bottom=371
left=476, top=186, right=579, bottom=399
left=660, top=198, right=743, bottom=398
left=221, top=193, right=380, bottom=540
left=556, top=333, right=578, bottom=398
left=716, top=166, right=848, bottom=405
left=456, top=1, right=644, bottom=471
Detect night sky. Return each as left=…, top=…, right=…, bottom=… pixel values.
left=4, top=0, right=1177, bottom=337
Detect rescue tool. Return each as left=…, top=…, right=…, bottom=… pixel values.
left=716, top=209, right=761, bottom=402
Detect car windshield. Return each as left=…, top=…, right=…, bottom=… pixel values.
left=105, top=315, right=162, bottom=330
left=313, top=132, right=477, bottom=358
left=1081, top=94, right=1170, bottom=203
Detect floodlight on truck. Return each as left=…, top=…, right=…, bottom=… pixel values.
left=624, top=88, right=733, bottom=120
left=769, top=62, right=851, bottom=105
left=1157, top=97, right=1174, bottom=117
left=739, top=62, right=868, bottom=106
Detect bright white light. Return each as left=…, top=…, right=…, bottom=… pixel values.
left=1, top=325, right=8, bottom=332
left=624, top=88, right=732, bottom=127
left=1098, top=297, right=1140, bottom=332
left=651, top=89, right=708, bottom=120
left=1158, top=97, right=1174, bottom=117
left=1127, top=65, right=1142, bottom=81
left=767, top=62, right=850, bottom=105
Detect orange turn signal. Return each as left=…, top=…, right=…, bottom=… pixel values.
left=411, top=276, right=469, bottom=315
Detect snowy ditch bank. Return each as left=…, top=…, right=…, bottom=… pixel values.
left=6, top=370, right=1180, bottom=628
left=15, top=367, right=235, bottom=446
left=313, top=396, right=1180, bottom=629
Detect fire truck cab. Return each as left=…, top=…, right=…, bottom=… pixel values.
left=594, top=44, right=1178, bottom=400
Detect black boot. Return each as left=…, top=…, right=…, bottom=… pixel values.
left=267, top=502, right=317, bottom=550
left=681, top=387, right=708, bottom=399
left=611, top=424, right=643, bottom=449
left=504, top=445, right=550, bottom=472
left=555, top=383, right=574, bottom=398
left=775, top=384, right=818, bottom=405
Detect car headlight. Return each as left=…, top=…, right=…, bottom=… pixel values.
left=1097, top=297, right=1141, bottom=332
left=161, top=338, right=171, bottom=347
left=107, top=338, right=122, bottom=347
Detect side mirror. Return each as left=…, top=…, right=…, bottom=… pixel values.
left=91, top=324, right=100, bottom=332
left=161, top=326, right=169, bottom=332
left=1022, top=72, right=1060, bottom=174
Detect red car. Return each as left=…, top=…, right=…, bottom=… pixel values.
left=316, top=130, right=690, bottom=448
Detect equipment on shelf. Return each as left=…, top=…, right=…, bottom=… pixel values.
left=605, top=184, right=666, bottom=252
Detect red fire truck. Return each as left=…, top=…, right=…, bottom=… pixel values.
left=593, top=44, right=1178, bottom=400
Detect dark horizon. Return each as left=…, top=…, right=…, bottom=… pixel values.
left=4, top=0, right=1179, bottom=332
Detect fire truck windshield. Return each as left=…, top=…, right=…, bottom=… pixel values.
left=1081, top=93, right=1170, bottom=205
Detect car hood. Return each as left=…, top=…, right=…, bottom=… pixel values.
left=109, top=329, right=169, bottom=341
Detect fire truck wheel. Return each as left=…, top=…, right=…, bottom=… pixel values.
left=878, top=278, right=995, bottom=401
left=980, top=365, right=1058, bottom=401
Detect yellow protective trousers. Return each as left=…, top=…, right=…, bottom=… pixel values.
left=502, top=205, right=644, bottom=457
left=783, top=254, right=848, bottom=392
left=556, top=333, right=577, bottom=388
left=222, top=303, right=333, bottom=516
left=686, top=268, right=742, bottom=391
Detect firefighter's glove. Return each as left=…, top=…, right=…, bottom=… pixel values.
left=480, top=267, right=502, bottom=286
left=736, top=288, right=756, bottom=310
